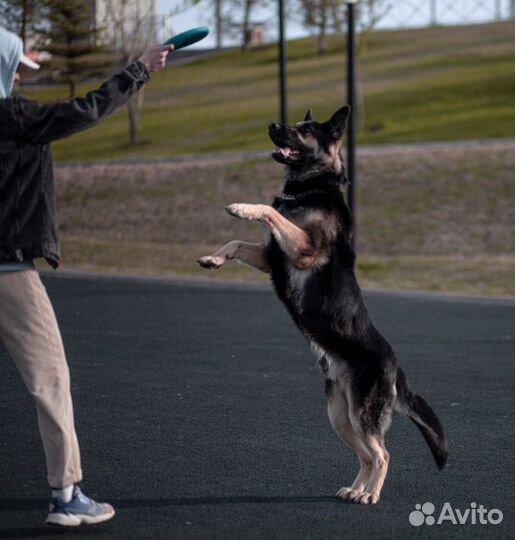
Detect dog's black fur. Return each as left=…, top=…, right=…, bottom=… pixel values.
left=199, top=106, right=448, bottom=503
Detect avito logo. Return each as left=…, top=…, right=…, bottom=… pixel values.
left=409, top=502, right=503, bottom=526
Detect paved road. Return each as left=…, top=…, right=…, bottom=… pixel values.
left=0, top=274, right=514, bottom=540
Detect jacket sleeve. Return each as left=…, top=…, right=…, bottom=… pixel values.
left=15, top=61, right=150, bottom=145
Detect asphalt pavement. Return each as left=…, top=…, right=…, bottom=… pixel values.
left=0, top=273, right=514, bottom=540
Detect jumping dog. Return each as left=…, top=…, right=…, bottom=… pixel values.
left=197, top=106, right=448, bottom=504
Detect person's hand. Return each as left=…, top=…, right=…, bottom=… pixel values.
left=138, top=44, right=174, bottom=73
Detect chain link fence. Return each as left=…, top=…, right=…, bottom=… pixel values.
left=360, top=0, right=513, bottom=30
left=152, top=0, right=513, bottom=48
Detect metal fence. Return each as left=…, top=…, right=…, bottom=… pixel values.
left=153, top=0, right=513, bottom=47
left=360, top=0, right=513, bottom=30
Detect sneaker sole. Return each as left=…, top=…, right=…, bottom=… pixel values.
left=46, top=508, right=115, bottom=527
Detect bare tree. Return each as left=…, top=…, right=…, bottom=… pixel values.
left=354, top=1, right=391, bottom=129
left=318, top=0, right=328, bottom=54
left=103, top=0, right=156, bottom=145
left=214, top=0, right=223, bottom=48
left=299, top=0, right=347, bottom=54
left=357, top=0, right=391, bottom=30
left=210, top=0, right=270, bottom=51
left=241, top=0, right=258, bottom=50
left=203, top=0, right=236, bottom=48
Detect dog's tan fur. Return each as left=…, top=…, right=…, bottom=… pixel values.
left=199, top=203, right=317, bottom=271
left=198, top=240, right=270, bottom=272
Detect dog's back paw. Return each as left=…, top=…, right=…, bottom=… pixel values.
left=336, top=487, right=380, bottom=505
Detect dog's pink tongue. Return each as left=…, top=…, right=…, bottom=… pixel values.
left=281, top=147, right=292, bottom=157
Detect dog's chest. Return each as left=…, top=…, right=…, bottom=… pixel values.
left=284, top=267, right=313, bottom=316
left=266, top=234, right=312, bottom=306
left=280, top=257, right=314, bottom=314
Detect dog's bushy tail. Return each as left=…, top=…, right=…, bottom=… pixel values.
left=395, top=367, right=448, bottom=470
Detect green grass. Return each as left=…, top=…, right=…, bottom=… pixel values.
left=17, top=22, right=515, bottom=162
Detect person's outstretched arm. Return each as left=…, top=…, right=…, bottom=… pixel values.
left=15, top=45, right=173, bottom=145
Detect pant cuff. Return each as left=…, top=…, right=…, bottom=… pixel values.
left=48, top=470, right=83, bottom=489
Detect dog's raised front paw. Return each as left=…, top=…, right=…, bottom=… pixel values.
left=197, top=256, right=225, bottom=269
left=225, top=203, right=265, bottom=221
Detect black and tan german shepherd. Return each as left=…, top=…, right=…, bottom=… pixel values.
left=197, top=106, right=448, bottom=504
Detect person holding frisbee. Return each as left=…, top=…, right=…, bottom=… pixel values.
left=0, top=26, right=173, bottom=527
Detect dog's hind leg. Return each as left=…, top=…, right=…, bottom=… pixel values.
left=325, top=378, right=374, bottom=501
left=197, top=241, right=270, bottom=273
left=352, top=434, right=390, bottom=505
left=333, top=376, right=395, bottom=505
left=346, top=386, right=394, bottom=504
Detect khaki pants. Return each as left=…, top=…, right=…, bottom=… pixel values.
left=0, top=270, right=82, bottom=488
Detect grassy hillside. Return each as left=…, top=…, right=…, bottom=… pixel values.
left=19, top=22, right=514, bottom=162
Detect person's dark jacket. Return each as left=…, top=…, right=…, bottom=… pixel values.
left=0, top=61, right=150, bottom=268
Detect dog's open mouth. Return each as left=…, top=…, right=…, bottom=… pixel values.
left=273, top=146, right=301, bottom=161
left=280, top=147, right=300, bottom=158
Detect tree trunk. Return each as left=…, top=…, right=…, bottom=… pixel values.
left=242, top=0, right=253, bottom=51
left=68, top=77, right=76, bottom=99
left=318, top=0, right=328, bottom=55
left=355, top=34, right=365, bottom=130
left=127, top=86, right=145, bottom=145
left=125, top=49, right=138, bottom=146
left=21, top=0, right=28, bottom=44
left=128, top=95, right=139, bottom=146
left=215, top=0, right=222, bottom=49
left=103, top=0, right=155, bottom=146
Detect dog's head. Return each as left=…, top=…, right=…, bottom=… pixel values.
left=268, top=105, right=350, bottom=179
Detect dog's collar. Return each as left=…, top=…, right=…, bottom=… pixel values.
left=281, top=175, right=345, bottom=201
left=281, top=189, right=330, bottom=201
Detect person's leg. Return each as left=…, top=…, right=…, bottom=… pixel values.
left=0, top=269, right=82, bottom=488
left=0, top=270, right=114, bottom=525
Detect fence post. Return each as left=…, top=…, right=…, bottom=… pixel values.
left=346, top=0, right=357, bottom=251
left=278, top=0, right=288, bottom=125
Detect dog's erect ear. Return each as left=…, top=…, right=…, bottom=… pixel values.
left=304, top=109, right=313, bottom=122
left=326, top=105, right=350, bottom=140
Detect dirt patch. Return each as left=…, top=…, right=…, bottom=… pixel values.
left=53, top=141, right=515, bottom=295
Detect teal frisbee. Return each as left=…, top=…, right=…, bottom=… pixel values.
left=163, top=27, right=210, bottom=50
